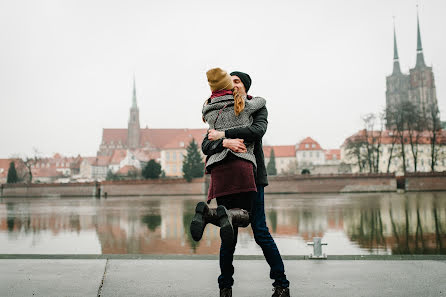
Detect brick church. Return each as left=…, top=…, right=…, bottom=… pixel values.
left=97, top=79, right=206, bottom=176
left=385, top=13, right=440, bottom=129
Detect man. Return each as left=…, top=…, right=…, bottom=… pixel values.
left=202, top=71, right=291, bottom=297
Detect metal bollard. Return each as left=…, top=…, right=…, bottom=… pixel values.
left=306, top=237, right=327, bottom=259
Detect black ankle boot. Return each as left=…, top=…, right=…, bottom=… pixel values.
left=190, top=202, right=221, bottom=241
left=190, top=202, right=209, bottom=241
left=217, top=205, right=234, bottom=247
left=220, top=287, right=232, bottom=297
left=272, top=286, right=290, bottom=297
left=229, top=208, right=250, bottom=228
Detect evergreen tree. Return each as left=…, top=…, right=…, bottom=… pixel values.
left=142, top=159, right=162, bottom=179
left=7, top=162, right=19, bottom=184
left=106, top=170, right=120, bottom=181
left=182, top=139, right=204, bottom=182
left=267, top=149, right=277, bottom=175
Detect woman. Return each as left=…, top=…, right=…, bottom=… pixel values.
left=190, top=67, right=266, bottom=247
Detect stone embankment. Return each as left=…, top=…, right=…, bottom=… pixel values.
left=1, top=172, right=446, bottom=198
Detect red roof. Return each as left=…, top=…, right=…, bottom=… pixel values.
left=0, top=159, right=12, bottom=178
left=101, top=128, right=207, bottom=150
left=31, top=167, right=64, bottom=178
left=109, top=150, right=127, bottom=165
left=325, top=149, right=341, bottom=160
left=132, top=149, right=161, bottom=162
left=297, top=137, right=323, bottom=151
left=82, top=156, right=111, bottom=166
left=263, top=145, right=296, bottom=158
left=117, top=165, right=137, bottom=175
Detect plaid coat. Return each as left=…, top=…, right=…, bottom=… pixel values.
left=202, top=94, right=266, bottom=170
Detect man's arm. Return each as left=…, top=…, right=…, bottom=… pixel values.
left=202, top=133, right=247, bottom=156
left=202, top=105, right=267, bottom=155
left=225, top=106, right=268, bottom=142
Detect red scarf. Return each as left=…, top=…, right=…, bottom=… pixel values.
left=210, top=89, right=233, bottom=99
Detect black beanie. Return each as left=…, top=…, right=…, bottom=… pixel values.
left=230, top=71, right=252, bottom=93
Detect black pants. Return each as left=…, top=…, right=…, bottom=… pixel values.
left=216, top=191, right=254, bottom=214
left=217, top=187, right=290, bottom=289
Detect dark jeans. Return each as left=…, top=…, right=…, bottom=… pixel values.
left=217, top=186, right=290, bottom=289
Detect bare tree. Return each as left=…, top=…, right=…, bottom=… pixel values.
left=345, top=136, right=367, bottom=173
left=386, top=129, right=399, bottom=173
left=361, top=113, right=384, bottom=173
left=20, top=148, right=42, bottom=183
left=426, top=105, right=442, bottom=171
left=386, top=101, right=415, bottom=174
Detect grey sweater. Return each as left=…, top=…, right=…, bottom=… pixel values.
left=202, top=94, right=266, bottom=170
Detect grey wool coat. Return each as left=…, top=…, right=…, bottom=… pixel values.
left=202, top=94, right=266, bottom=170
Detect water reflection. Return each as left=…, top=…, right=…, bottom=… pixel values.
left=0, top=193, right=445, bottom=255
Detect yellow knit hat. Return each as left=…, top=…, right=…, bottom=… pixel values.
left=206, top=68, right=234, bottom=92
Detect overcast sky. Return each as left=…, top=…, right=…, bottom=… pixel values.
left=1, top=0, right=445, bottom=158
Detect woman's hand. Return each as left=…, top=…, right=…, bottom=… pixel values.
left=208, top=129, right=225, bottom=140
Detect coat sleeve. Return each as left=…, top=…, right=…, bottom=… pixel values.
left=201, top=132, right=225, bottom=156
left=224, top=106, right=268, bottom=142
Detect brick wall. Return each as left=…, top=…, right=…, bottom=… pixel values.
left=3, top=173, right=446, bottom=197
left=405, top=172, right=446, bottom=191
left=100, top=178, right=206, bottom=196
left=265, top=173, right=397, bottom=193
left=1, top=182, right=97, bottom=197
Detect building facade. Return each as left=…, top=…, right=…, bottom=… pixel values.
left=97, top=78, right=206, bottom=177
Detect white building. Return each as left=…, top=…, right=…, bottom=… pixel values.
left=341, top=129, right=446, bottom=175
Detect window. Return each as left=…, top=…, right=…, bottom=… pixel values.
left=305, top=144, right=309, bottom=148
left=173, top=152, right=177, bottom=161
left=173, top=164, right=177, bottom=172
left=309, top=152, right=313, bottom=157
left=333, top=155, right=337, bottom=160
left=312, top=144, right=315, bottom=148
left=316, top=152, right=319, bottom=158
left=303, top=152, right=306, bottom=157
left=166, top=152, right=170, bottom=161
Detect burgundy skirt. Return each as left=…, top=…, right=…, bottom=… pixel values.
left=207, top=158, right=257, bottom=202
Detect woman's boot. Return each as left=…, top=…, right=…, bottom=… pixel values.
left=190, top=202, right=220, bottom=241
left=229, top=208, right=250, bottom=228
left=217, top=205, right=234, bottom=247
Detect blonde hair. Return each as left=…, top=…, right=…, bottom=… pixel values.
left=233, top=89, right=245, bottom=116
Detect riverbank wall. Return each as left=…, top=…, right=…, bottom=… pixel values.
left=1, top=172, right=446, bottom=198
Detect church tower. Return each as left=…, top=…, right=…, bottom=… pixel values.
left=408, top=11, right=440, bottom=125
left=385, top=22, right=410, bottom=129
left=386, top=12, right=440, bottom=129
left=127, top=77, right=140, bottom=149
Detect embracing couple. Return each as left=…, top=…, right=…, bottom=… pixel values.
left=190, top=68, right=291, bottom=297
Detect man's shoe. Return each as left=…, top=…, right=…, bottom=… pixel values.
left=217, top=205, right=234, bottom=247
left=220, top=287, right=232, bottom=297
left=272, top=286, right=290, bottom=297
left=229, top=208, right=250, bottom=228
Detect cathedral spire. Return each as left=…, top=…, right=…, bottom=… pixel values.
left=392, top=19, right=401, bottom=75
left=415, top=8, right=426, bottom=68
left=132, top=75, right=138, bottom=109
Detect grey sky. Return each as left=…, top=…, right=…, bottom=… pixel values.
left=1, top=0, right=445, bottom=158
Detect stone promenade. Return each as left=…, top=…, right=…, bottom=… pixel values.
left=0, top=255, right=445, bottom=297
